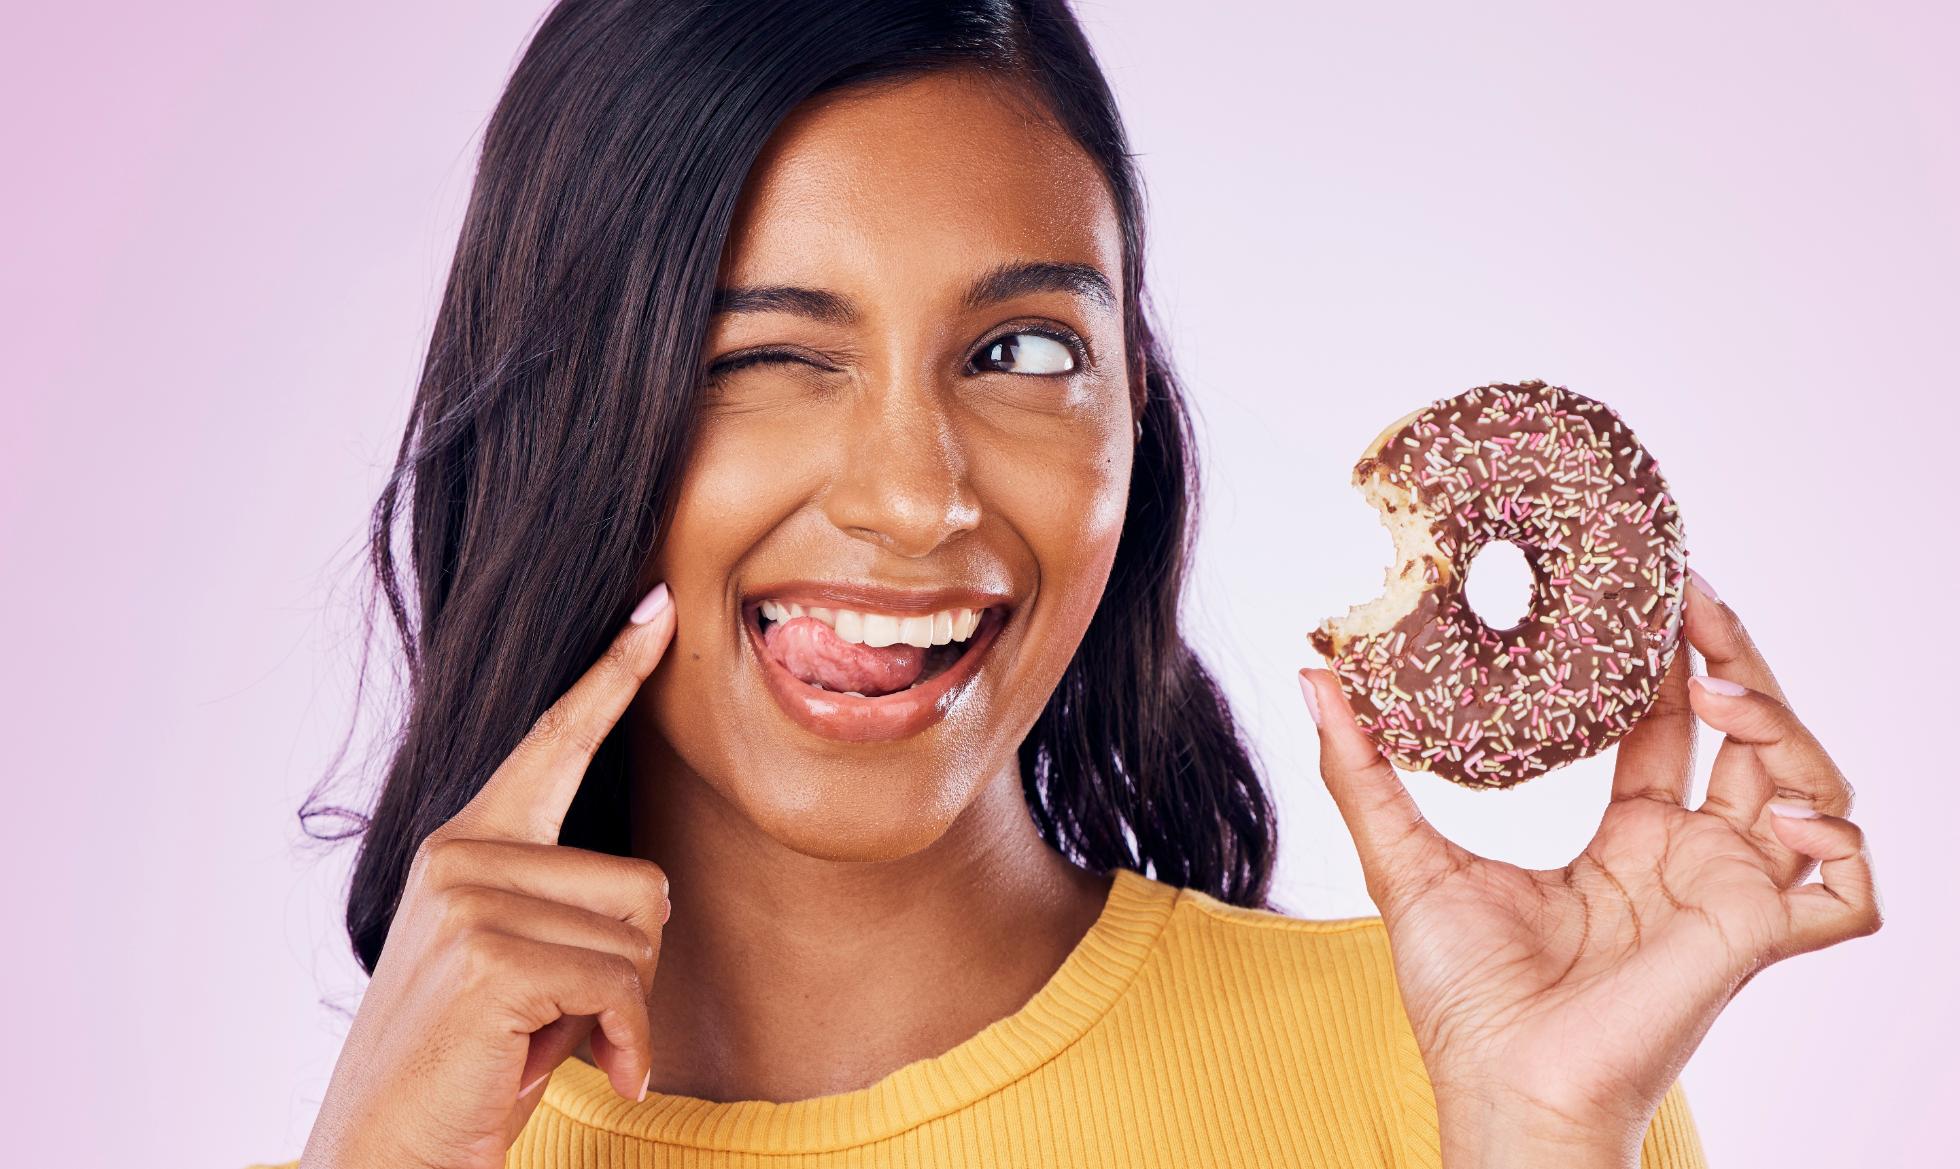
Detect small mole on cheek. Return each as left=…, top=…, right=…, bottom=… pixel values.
left=691, top=652, right=701, bottom=661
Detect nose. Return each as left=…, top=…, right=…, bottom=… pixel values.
left=821, top=378, right=981, bottom=558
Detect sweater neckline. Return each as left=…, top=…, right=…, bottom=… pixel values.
left=538, top=866, right=1178, bottom=1153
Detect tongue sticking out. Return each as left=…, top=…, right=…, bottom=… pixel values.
left=762, top=615, right=927, bottom=696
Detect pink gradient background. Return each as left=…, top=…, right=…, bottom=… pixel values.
left=4, top=3, right=1953, bottom=1165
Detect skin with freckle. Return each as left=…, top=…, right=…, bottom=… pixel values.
left=611, top=69, right=1130, bottom=1102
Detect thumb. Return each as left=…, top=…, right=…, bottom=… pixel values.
left=1300, top=668, right=1453, bottom=904
left=515, top=1014, right=599, bottom=1104
left=506, top=1014, right=613, bottom=1144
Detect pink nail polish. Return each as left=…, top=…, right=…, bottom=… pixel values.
left=638, top=1069, right=651, bottom=1102
left=629, top=583, right=671, bottom=625
left=522, top=1072, right=550, bottom=1098
left=1298, top=671, right=1322, bottom=727
left=1768, top=802, right=1821, bottom=820
left=1688, top=567, right=1721, bottom=604
left=1689, top=674, right=1746, bottom=697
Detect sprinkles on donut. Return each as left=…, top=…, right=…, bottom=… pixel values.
left=1310, top=380, right=1689, bottom=788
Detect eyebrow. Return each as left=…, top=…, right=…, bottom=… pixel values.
left=709, top=260, right=1117, bottom=323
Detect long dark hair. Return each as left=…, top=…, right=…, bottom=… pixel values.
left=303, top=0, right=1276, bottom=975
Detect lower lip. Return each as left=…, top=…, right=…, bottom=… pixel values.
left=744, top=606, right=1006, bottom=743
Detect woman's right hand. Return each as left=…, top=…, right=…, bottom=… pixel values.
left=299, top=583, right=678, bottom=1169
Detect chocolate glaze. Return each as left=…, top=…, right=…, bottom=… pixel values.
left=1310, top=380, right=1688, bottom=788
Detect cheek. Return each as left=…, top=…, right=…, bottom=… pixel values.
left=643, top=415, right=821, bottom=692
left=654, top=415, right=822, bottom=585
left=978, top=406, right=1134, bottom=631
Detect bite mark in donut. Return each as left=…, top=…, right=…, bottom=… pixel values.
left=1310, top=380, right=1689, bottom=788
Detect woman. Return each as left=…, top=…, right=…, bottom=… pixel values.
left=278, top=1, right=1879, bottom=1165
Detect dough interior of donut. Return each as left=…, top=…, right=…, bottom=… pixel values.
left=1317, top=405, right=1451, bottom=655
left=1317, top=469, right=1450, bottom=652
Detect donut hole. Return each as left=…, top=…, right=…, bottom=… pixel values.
left=1465, top=540, right=1536, bottom=632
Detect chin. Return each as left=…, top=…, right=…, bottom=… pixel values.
left=727, top=755, right=988, bottom=864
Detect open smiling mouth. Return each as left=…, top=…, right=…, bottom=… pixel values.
left=741, top=597, right=1008, bottom=742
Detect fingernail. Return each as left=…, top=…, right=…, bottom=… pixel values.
left=629, top=582, right=672, bottom=625
left=1768, top=802, right=1821, bottom=820
left=638, top=1068, right=651, bottom=1102
left=1689, top=674, right=1747, bottom=697
left=522, top=1072, right=550, bottom=1098
left=1298, top=670, right=1322, bottom=727
left=1688, top=567, right=1721, bottom=605
left=660, top=897, right=672, bottom=924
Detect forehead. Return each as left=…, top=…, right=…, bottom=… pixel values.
left=721, top=68, right=1122, bottom=289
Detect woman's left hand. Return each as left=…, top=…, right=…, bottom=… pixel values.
left=1299, top=576, right=1881, bottom=1169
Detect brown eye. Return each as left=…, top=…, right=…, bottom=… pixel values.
left=972, top=332, right=1077, bottom=376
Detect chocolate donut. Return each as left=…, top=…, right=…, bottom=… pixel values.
left=1309, top=380, right=1689, bottom=788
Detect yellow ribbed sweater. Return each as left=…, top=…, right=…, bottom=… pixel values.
left=255, top=867, right=1704, bottom=1167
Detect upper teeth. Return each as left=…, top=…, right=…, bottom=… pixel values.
left=758, top=600, right=983, bottom=648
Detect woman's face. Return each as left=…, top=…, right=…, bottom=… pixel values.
left=632, top=68, right=1133, bottom=862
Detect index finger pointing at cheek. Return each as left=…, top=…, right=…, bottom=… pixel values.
left=450, top=583, right=676, bottom=844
